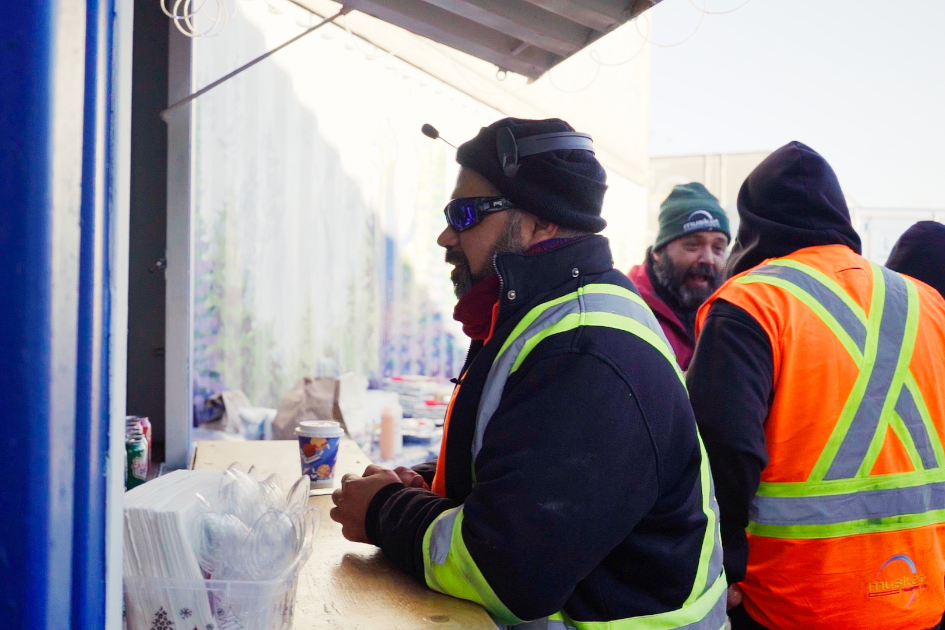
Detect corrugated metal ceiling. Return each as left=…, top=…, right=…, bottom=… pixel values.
left=336, top=0, right=661, bottom=79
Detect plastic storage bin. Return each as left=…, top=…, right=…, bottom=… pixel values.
left=124, top=556, right=305, bottom=630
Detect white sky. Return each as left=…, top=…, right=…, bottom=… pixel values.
left=647, top=0, right=945, bottom=209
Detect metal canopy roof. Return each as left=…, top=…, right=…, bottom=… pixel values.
left=283, top=0, right=654, bottom=184
left=338, top=0, right=661, bottom=79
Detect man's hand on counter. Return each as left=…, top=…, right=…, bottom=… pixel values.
left=392, top=466, right=430, bottom=490
left=330, top=466, right=403, bottom=544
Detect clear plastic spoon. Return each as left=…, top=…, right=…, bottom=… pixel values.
left=246, top=509, right=297, bottom=579
left=286, top=475, right=309, bottom=513
left=193, top=511, right=251, bottom=579
left=259, top=473, right=287, bottom=511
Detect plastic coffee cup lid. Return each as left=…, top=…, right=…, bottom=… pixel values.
left=296, top=420, right=344, bottom=438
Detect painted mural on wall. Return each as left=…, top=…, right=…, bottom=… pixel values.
left=190, top=3, right=494, bottom=412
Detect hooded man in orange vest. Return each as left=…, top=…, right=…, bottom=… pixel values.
left=687, top=141, right=945, bottom=630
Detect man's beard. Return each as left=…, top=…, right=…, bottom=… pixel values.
left=446, top=211, right=526, bottom=299
left=651, top=252, right=723, bottom=310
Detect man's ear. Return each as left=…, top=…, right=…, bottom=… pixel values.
left=651, top=246, right=663, bottom=262
left=526, top=217, right=560, bottom=248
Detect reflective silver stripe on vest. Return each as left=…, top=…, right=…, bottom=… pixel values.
left=682, top=584, right=728, bottom=630
left=748, top=264, right=867, bottom=352
left=472, top=288, right=669, bottom=462
left=589, top=292, right=675, bottom=353
left=896, top=387, right=940, bottom=470
left=704, top=470, right=724, bottom=598
left=429, top=507, right=461, bottom=565
left=751, top=480, right=945, bottom=527
left=824, top=267, right=908, bottom=480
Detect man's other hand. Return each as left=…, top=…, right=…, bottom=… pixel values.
left=330, top=467, right=401, bottom=544
left=392, top=466, right=430, bottom=490
left=726, top=584, right=743, bottom=610
left=361, top=463, right=427, bottom=489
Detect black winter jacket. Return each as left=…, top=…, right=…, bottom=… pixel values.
left=365, top=236, right=715, bottom=623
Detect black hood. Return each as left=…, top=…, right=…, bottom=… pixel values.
left=886, top=221, right=945, bottom=299
left=726, top=141, right=862, bottom=278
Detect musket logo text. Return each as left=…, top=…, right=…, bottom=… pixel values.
left=867, top=554, right=927, bottom=608
left=682, top=210, right=721, bottom=233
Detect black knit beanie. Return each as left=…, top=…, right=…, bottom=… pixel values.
left=455, top=118, right=608, bottom=233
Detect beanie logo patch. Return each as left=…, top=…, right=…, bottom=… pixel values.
left=682, top=209, right=721, bottom=233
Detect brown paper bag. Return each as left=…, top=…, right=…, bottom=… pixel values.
left=201, top=389, right=252, bottom=434
left=271, top=377, right=345, bottom=440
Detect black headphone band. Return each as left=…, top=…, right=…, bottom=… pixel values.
left=496, top=127, right=595, bottom=177
left=516, top=132, right=595, bottom=157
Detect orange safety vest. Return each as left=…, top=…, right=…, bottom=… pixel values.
left=432, top=302, right=501, bottom=497
left=431, top=382, right=460, bottom=497
left=697, top=244, right=945, bottom=630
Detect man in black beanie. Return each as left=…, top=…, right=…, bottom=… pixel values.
left=331, top=118, right=727, bottom=629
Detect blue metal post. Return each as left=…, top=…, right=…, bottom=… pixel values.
left=73, top=0, right=114, bottom=627
left=0, top=0, right=114, bottom=627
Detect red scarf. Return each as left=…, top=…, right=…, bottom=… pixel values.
left=452, top=273, right=500, bottom=340
left=451, top=238, right=585, bottom=341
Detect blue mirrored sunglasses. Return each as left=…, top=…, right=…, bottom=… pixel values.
left=443, top=196, right=515, bottom=232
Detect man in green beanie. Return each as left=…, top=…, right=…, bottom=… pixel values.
left=628, top=182, right=730, bottom=369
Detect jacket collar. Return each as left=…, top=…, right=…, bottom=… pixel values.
left=628, top=255, right=688, bottom=335
left=493, top=235, right=614, bottom=324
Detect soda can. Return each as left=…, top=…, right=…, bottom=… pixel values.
left=137, top=416, right=152, bottom=444
left=125, top=416, right=142, bottom=437
left=126, top=433, right=148, bottom=490
left=137, top=417, right=152, bottom=470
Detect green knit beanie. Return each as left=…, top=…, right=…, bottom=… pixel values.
left=655, top=183, right=731, bottom=249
